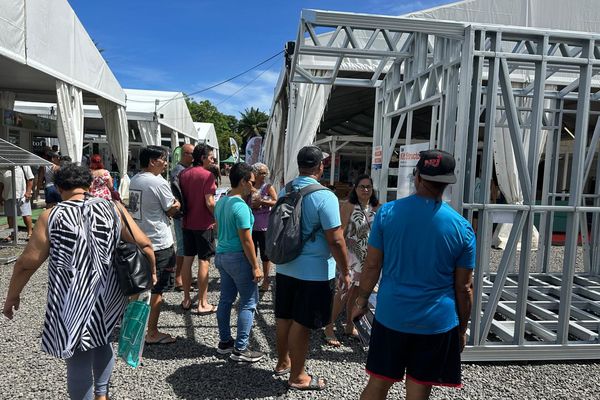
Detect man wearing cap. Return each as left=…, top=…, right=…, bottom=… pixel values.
left=352, top=150, right=476, bottom=400
left=274, top=145, right=351, bottom=391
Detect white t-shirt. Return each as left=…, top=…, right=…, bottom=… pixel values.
left=1, top=166, right=34, bottom=199
left=128, top=172, right=175, bottom=251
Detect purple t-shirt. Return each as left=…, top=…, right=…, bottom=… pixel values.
left=250, top=183, right=272, bottom=231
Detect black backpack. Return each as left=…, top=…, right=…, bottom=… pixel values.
left=265, top=182, right=329, bottom=264
left=170, top=175, right=186, bottom=219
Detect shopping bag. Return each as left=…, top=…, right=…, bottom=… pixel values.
left=117, top=292, right=151, bottom=368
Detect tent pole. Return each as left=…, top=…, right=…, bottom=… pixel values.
left=330, top=137, right=336, bottom=186
left=11, top=166, right=17, bottom=245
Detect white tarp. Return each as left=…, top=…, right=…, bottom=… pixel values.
left=194, top=122, right=220, bottom=163
left=97, top=98, right=130, bottom=199
left=262, top=69, right=287, bottom=188
left=56, top=80, right=84, bottom=162
left=137, top=120, right=161, bottom=146
left=0, top=0, right=125, bottom=105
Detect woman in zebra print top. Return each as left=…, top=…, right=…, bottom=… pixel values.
left=3, top=164, right=156, bottom=400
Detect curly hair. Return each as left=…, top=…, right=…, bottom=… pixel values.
left=55, top=163, right=93, bottom=190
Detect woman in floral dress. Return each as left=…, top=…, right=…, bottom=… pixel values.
left=324, top=174, right=379, bottom=346
left=88, top=154, right=114, bottom=201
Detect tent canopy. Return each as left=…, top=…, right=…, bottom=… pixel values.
left=0, top=0, right=125, bottom=105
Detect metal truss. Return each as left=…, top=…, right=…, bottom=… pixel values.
left=288, top=9, right=600, bottom=361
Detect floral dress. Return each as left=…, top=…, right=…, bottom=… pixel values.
left=89, top=170, right=112, bottom=200
left=345, top=203, right=376, bottom=285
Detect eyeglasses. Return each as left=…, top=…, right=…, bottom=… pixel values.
left=358, top=185, right=372, bottom=190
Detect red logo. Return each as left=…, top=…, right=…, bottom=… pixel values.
left=424, top=155, right=442, bottom=168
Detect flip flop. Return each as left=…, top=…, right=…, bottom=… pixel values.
left=180, top=300, right=192, bottom=311
left=145, top=333, right=176, bottom=345
left=273, top=367, right=290, bottom=376
left=192, top=305, right=217, bottom=316
left=0, top=237, right=13, bottom=243
left=288, top=375, right=327, bottom=391
left=323, top=334, right=341, bottom=347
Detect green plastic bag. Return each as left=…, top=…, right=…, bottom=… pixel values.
left=117, top=293, right=151, bottom=368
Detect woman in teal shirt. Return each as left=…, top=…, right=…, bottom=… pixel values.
left=214, top=162, right=265, bottom=363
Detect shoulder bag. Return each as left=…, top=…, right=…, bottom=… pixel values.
left=114, top=205, right=153, bottom=295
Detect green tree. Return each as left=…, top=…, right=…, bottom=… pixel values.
left=185, top=98, right=242, bottom=161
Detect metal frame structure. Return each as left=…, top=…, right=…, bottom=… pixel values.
left=289, top=9, right=600, bottom=361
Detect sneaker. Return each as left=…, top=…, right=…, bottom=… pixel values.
left=230, top=348, right=265, bottom=363
left=216, top=339, right=235, bottom=355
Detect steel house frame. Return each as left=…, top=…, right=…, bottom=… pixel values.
left=290, top=9, right=600, bottom=361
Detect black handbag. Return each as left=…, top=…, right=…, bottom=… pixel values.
left=114, top=205, right=153, bottom=295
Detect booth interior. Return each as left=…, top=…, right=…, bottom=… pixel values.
left=265, top=3, right=600, bottom=361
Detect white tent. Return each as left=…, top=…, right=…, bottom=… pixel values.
left=265, top=0, right=600, bottom=188
left=0, top=0, right=128, bottom=194
left=194, top=122, right=220, bottom=163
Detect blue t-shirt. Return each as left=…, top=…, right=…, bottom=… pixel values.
left=275, top=176, right=341, bottom=281
left=369, top=194, right=476, bottom=335
left=215, top=196, right=254, bottom=253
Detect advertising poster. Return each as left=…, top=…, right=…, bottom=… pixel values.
left=371, top=145, right=383, bottom=170
left=396, top=142, right=430, bottom=199
left=245, top=136, right=262, bottom=165
left=229, top=137, right=240, bottom=162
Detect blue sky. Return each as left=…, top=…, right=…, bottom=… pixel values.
left=69, top=0, right=452, bottom=117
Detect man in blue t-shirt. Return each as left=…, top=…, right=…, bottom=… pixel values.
left=352, top=150, right=476, bottom=400
left=274, top=145, right=351, bottom=391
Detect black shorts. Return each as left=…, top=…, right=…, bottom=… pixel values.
left=152, top=246, right=176, bottom=294
left=182, top=229, right=215, bottom=260
left=274, top=273, right=335, bottom=329
left=366, top=319, right=462, bottom=387
left=252, top=231, right=269, bottom=262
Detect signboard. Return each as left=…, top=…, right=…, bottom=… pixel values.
left=371, top=145, right=383, bottom=170
left=229, top=137, right=240, bottom=162
left=245, top=136, right=262, bottom=165
left=396, top=142, right=430, bottom=199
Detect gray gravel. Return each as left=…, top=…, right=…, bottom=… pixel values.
left=1, top=244, right=600, bottom=399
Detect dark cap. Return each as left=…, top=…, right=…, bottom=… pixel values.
left=416, top=150, right=457, bottom=184
left=297, top=145, right=329, bottom=169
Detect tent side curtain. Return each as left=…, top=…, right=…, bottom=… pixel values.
left=137, top=120, right=161, bottom=146
left=283, top=70, right=333, bottom=184
left=56, top=80, right=83, bottom=163
left=97, top=98, right=130, bottom=199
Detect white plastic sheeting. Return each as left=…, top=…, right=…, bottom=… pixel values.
left=97, top=99, right=130, bottom=199
left=125, top=89, right=197, bottom=141
left=194, top=122, right=220, bottom=163
left=0, top=0, right=125, bottom=105
left=405, top=0, right=600, bottom=33
left=56, top=80, right=84, bottom=162
left=137, top=120, right=161, bottom=146
left=262, top=70, right=288, bottom=188
left=0, top=91, right=16, bottom=110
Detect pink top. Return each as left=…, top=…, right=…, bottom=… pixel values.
left=179, top=166, right=216, bottom=230
left=89, top=170, right=112, bottom=200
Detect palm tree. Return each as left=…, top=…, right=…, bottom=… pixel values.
left=238, top=107, right=268, bottom=140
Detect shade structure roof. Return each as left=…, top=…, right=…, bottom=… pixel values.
left=0, top=137, right=52, bottom=168
left=194, top=122, right=219, bottom=151
left=0, top=0, right=125, bottom=105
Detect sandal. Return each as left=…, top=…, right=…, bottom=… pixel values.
left=192, top=305, right=217, bottom=316
left=323, top=333, right=341, bottom=347
left=145, top=332, right=176, bottom=345
left=273, top=367, right=290, bottom=377
left=288, top=374, right=327, bottom=391
left=180, top=299, right=192, bottom=311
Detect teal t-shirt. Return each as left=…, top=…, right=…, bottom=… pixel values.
left=215, top=196, right=254, bottom=253
left=275, top=176, right=341, bottom=281
left=369, top=194, right=476, bottom=335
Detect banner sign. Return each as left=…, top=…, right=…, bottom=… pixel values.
left=245, top=136, right=262, bottom=165
left=371, top=145, right=383, bottom=170
left=396, top=142, right=429, bottom=199
left=229, top=137, right=240, bottom=162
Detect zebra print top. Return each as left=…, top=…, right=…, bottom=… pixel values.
left=42, top=196, right=126, bottom=359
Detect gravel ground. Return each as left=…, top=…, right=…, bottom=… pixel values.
left=1, top=244, right=600, bottom=399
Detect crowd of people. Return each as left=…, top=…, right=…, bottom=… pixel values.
left=1, top=142, right=475, bottom=400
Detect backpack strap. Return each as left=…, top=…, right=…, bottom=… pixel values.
left=298, top=183, right=331, bottom=243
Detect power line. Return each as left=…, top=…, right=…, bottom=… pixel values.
left=132, top=50, right=284, bottom=106
left=216, top=57, right=281, bottom=108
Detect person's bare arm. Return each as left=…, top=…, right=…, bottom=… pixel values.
left=3, top=210, right=51, bottom=319
left=166, top=199, right=181, bottom=217
left=340, top=201, right=353, bottom=233
left=24, top=179, right=33, bottom=200
left=259, top=185, right=278, bottom=208
left=116, top=203, right=157, bottom=278
left=455, top=267, right=473, bottom=352
left=205, top=193, right=215, bottom=215
left=238, top=228, right=263, bottom=282
left=37, top=167, right=45, bottom=194
left=324, top=226, right=351, bottom=289
left=351, top=245, right=383, bottom=320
